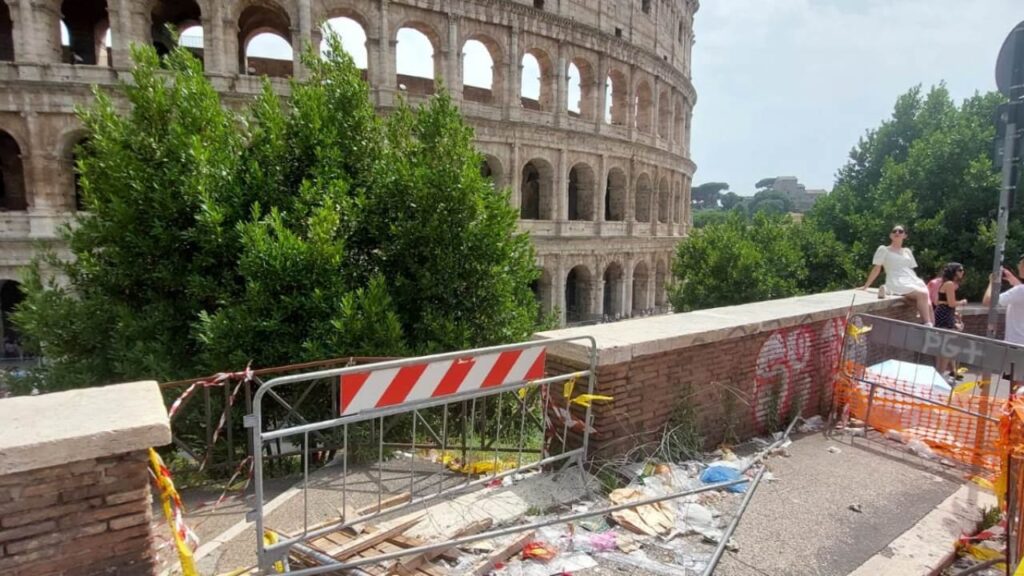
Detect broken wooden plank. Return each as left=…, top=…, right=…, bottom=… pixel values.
left=319, top=514, right=425, bottom=560
left=387, top=518, right=493, bottom=575
left=355, top=491, right=413, bottom=517
left=470, top=530, right=535, bottom=576
left=388, top=535, right=461, bottom=564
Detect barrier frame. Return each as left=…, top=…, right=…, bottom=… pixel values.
left=248, top=336, right=598, bottom=573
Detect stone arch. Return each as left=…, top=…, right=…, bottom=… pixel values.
left=395, top=21, right=441, bottom=95
left=675, top=179, right=684, bottom=225
left=635, top=79, right=653, bottom=133
left=321, top=14, right=369, bottom=72
left=151, top=0, right=202, bottom=59
left=606, top=68, right=627, bottom=125
left=462, top=34, right=504, bottom=104
left=0, top=130, right=26, bottom=211
left=520, top=47, right=554, bottom=111
left=238, top=1, right=293, bottom=78
left=61, top=0, right=109, bottom=66
left=605, top=167, right=626, bottom=221
left=567, top=163, right=595, bottom=221
left=675, top=95, right=686, bottom=146
left=480, top=154, right=504, bottom=190
left=59, top=129, right=90, bottom=211
left=520, top=158, right=554, bottom=220
left=635, top=173, right=653, bottom=223
left=632, top=260, right=650, bottom=314
left=566, top=56, right=596, bottom=120
left=0, top=2, right=12, bottom=61
left=602, top=261, right=624, bottom=319
left=0, top=279, right=23, bottom=352
left=655, top=258, right=668, bottom=307
left=565, top=264, right=593, bottom=324
left=531, top=267, right=553, bottom=315
left=658, top=88, right=672, bottom=139
left=658, top=176, right=670, bottom=224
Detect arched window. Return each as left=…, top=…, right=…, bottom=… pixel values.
left=70, top=137, right=90, bottom=211
left=321, top=17, right=368, bottom=70
left=567, top=58, right=595, bottom=120
left=239, top=3, right=293, bottom=78
left=635, top=80, right=653, bottom=133
left=603, top=262, right=624, bottom=319
left=520, top=49, right=553, bottom=111
left=605, top=168, right=626, bottom=222
left=655, top=260, right=668, bottom=307
left=658, top=177, right=670, bottom=224
left=61, top=0, right=109, bottom=66
left=675, top=96, right=686, bottom=147
left=532, top=269, right=553, bottom=315
left=635, top=174, right=653, bottom=223
left=0, top=131, right=26, bottom=211
left=179, top=25, right=203, bottom=62
left=520, top=159, right=554, bottom=220
left=480, top=155, right=503, bottom=190
left=151, top=0, right=202, bottom=60
left=0, top=280, right=24, bottom=355
left=632, top=261, right=650, bottom=315
left=396, top=26, right=437, bottom=95
left=658, top=89, right=672, bottom=139
left=462, top=38, right=500, bottom=103
left=567, top=163, right=595, bottom=221
left=606, top=69, right=627, bottom=125
left=565, top=265, right=592, bottom=324
left=0, top=3, right=12, bottom=61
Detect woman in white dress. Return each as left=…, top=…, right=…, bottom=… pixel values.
left=860, top=225, right=934, bottom=325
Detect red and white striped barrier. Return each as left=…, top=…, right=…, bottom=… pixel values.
left=339, top=345, right=546, bottom=415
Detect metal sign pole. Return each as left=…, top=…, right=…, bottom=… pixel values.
left=988, top=122, right=1016, bottom=338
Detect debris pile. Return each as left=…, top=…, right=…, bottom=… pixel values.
left=258, top=418, right=801, bottom=576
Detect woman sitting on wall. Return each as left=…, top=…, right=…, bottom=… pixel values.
left=860, top=225, right=934, bottom=326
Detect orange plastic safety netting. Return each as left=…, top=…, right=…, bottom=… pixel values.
left=834, top=359, right=1005, bottom=477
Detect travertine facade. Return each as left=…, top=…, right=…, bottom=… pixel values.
left=0, top=0, right=697, bottom=327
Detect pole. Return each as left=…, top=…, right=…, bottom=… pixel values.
left=987, top=121, right=1016, bottom=339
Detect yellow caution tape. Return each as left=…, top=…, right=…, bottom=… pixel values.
left=263, top=530, right=286, bottom=573
left=148, top=449, right=199, bottom=576
left=846, top=323, right=872, bottom=343
left=954, top=380, right=980, bottom=395
left=563, top=378, right=576, bottom=400
left=570, top=394, right=614, bottom=408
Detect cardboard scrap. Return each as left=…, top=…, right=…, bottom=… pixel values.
left=608, top=488, right=675, bottom=536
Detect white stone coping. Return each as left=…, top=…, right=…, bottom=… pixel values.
left=0, top=380, right=172, bottom=476
left=535, top=289, right=907, bottom=366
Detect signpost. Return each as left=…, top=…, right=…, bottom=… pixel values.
left=988, top=21, right=1024, bottom=339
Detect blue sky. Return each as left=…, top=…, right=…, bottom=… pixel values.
left=691, top=0, right=1022, bottom=194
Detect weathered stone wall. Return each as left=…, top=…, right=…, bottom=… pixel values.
left=0, top=381, right=171, bottom=575
left=0, top=0, right=699, bottom=327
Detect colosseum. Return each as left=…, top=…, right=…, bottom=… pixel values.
left=0, top=0, right=697, bottom=333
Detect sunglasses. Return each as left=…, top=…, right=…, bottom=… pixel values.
left=891, top=229, right=905, bottom=235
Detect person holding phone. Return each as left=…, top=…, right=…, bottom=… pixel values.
left=983, top=256, right=1024, bottom=347
left=861, top=225, right=934, bottom=325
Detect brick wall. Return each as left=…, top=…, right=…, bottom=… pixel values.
left=0, top=381, right=170, bottom=576
left=540, top=291, right=928, bottom=459
left=0, top=451, right=155, bottom=575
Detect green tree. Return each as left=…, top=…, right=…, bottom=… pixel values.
left=669, top=212, right=855, bottom=312
left=691, top=182, right=730, bottom=210
left=807, top=84, right=1009, bottom=297
left=746, top=189, right=794, bottom=216
left=720, top=191, right=743, bottom=211
left=12, top=37, right=540, bottom=391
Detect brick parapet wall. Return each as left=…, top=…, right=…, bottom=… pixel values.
left=0, top=381, right=171, bottom=576
left=539, top=290, right=948, bottom=458
left=0, top=451, right=156, bottom=576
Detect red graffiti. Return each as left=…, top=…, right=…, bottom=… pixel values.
left=751, top=318, right=846, bottom=430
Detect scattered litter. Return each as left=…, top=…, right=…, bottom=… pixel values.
left=573, top=531, right=617, bottom=553
left=843, top=427, right=866, bottom=437
left=609, top=488, right=675, bottom=536
left=700, top=532, right=738, bottom=552
left=521, top=541, right=558, bottom=563
left=699, top=466, right=749, bottom=493
left=596, top=550, right=692, bottom=576
left=848, top=503, right=863, bottom=513
left=798, top=415, right=826, bottom=433
left=827, top=446, right=842, bottom=454
left=906, top=439, right=936, bottom=460
left=675, top=503, right=719, bottom=538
